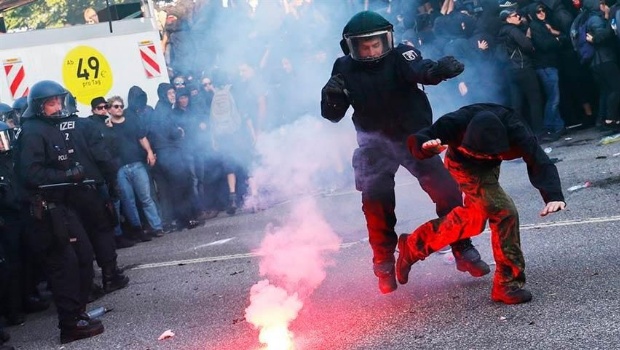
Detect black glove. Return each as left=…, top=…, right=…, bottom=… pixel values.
left=322, top=74, right=349, bottom=104
left=428, top=56, right=464, bottom=80
left=65, top=164, right=85, bottom=182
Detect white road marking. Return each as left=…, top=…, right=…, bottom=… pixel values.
left=185, top=238, right=235, bottom=252
left=130, top=215, right=620, bottom=270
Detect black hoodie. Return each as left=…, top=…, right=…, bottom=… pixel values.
left=407, top=103, right=564, bottom=204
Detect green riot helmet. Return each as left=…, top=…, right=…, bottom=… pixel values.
left=340, top=11, right=394, bottom=62
left=23, top=80, right=69, bottom=119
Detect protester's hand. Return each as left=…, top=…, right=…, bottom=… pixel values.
left=147, top=152, right=156, bottom=167
left=458, top=82, right=468, bottom=96
left=477, top=40, right=488, bottom=50
left=430, top=56, right=464, bottom=80
left=586, top=33, right=593, bottom=43
left=421, top=139, right=447, bottom=155
left=540, top=201, right=566, bottom=216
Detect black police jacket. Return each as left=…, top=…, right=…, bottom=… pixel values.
left=0, top=153, right=20, bottom=212
left=321, top=44, right=446, bottom=142
left=14, top=115, right=117, bottom=196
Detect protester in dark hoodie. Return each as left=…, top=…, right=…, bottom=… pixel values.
left=124, top=86, right=154, bottom=129
left=527, top=2, right=567, bottom=141
left=149, top=85, right=200, bottom=231
left=571, top=0, right=620, bottom=129
left=397, top=103, right=566, bottom=305
left=498, top=8, right=545, bottom=137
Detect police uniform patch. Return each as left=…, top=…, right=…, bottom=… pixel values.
left=402, top=50, right=418, bottom=61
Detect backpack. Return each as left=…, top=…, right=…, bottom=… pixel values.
left=210, top=84, right=242, bottom=135
left=570, top=12, right=595, bottom=65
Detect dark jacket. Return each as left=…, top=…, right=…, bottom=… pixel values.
left=321, top=44, right=448, bottom=142
left=125, top=86, right=154, bottom=127
left=497, top=22, right=536, bottom=70
left=527, top=4, right=565, bottom=68
left=573, top=0, right=618, bottom=66
left=408, top=103, right=565, bottom=204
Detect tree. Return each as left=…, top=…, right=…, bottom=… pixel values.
left=3, top=0, right=137, bottom=30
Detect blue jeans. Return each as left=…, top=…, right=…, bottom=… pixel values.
left=117, top=162, right=163, bottom=231
left=536, top=67, right=564, bottom=133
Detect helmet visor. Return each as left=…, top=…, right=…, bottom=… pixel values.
left=345, top=29, right=393, bottom=61
left=0, top=128, right=15, bottom=152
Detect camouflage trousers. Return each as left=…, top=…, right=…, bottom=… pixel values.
left=405, top=150, right=526, bottom=288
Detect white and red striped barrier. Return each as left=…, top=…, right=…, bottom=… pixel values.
left=3, top=58, right=29, bottom=99
left=138, top=41, right=161, bottom=79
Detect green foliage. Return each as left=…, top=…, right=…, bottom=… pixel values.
left=3, top=0, right=136, bottom=30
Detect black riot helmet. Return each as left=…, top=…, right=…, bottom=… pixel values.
left=0, top=121, right=16, bottom=153
left=11, top=96, right=27, bottom=126
left=23, top=80, right=69, bottom=119
left=65, top=92, right=79, bottom=115
left=340, top=11, right=394, bottom=62
left=0, top=103, right=17, bottom=127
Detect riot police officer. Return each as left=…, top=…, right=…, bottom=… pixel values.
left=11, top=97, right=27, bottom=127
left=0, top=104, right=17, bottom=129
left=62, top=93, right=129, bottom=294
left=321, top=11, right=490, bottom=294
left=13, top=80, right=104, bottom=344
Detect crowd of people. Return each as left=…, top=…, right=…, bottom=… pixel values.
left=1, top=0, right=620, bottom=347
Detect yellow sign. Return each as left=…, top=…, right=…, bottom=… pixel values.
left=62, top=46, right=113, bottom=106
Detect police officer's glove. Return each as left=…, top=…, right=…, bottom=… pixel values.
left=65, top=164, right=85, bottom=183
left=322, top=74, right=350, bottom=104
left=428, top=56, right=465, bottom=80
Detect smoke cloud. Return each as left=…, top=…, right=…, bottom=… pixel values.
left=244, top=116, right=344, bottom=349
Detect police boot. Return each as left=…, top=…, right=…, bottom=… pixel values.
left=129, top=226, right=152, bottom=242
left=102, top=264, right=129, bottom=294
left=451, top=239, right=491, bottom=277
left=373, top=260, right=397, bottom=294
left=226, top=193, right=237, bottom=215
left=491, top=285, right=532, bottom=304
left=59, top=317, right=104, bottom=344
left=395, top=234, right=420, bottom=285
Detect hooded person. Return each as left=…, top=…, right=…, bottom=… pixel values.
left=398, top=103, right=566, bottom=304
left=125, top=86, right=153, bottom=129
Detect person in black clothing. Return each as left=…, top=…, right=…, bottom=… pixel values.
left=106, top=96, right=164, bottom=239
left=86, top=97, right=136, bottom=249
left=320, top=10, right=490, bottom=294
left=527, top=3, right=567, bottom=141
left=398, top=103, right=566, bottom=304
left=61, top=93, right=129, bottom=295
left=13, top=80, right=103, bottom=344
left=0, top=121, right=50, bottom=327
left=498, top=8, right=545, bottom=137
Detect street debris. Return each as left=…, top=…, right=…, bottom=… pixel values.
left=158, top=329, right=175, bottom=341
left=567, top=182, right=591, bottom=192
left=544, top=147, right=552, bottom=154
left=599, top=133, right=620, bottom=145
left=595, top=156, right=607, bottom=159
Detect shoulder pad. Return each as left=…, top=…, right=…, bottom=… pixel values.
left=394, top=44, right=422, bottom=62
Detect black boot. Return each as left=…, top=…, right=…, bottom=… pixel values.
left=102, top=265, right=129, bottom=294
left=115, top=235, right=136, bottom=249
left=491, top=285, right=532, bottom=304
left=87, top=283, right=105, bottom=303
left=23, top=296, right=50, bottom=313
left=128, top=226, right=151, bottom=242
left=451, top=239, right=491, bottom=277
left=59, top=317, right=104, bottom=344
left=373, top=261, right=397, bottom=294
left=226, top=192, right=237, bottom=215
left=395, top=234, right=420, bottom=285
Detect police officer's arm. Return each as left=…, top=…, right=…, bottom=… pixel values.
left=394, top=45, right=463, bottom=85
left=504, top=113, right=565, bottom=206
left=16, top=133, right=67, bottom=187
left=320, top=60, right=350, bottom=122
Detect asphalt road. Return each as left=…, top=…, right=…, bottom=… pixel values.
left=6, top=126, right=620, bottom=350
